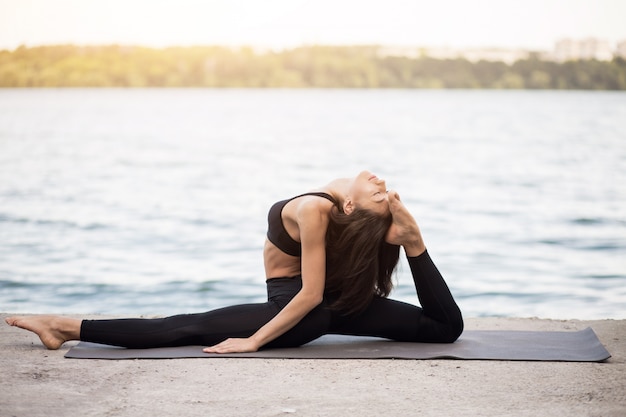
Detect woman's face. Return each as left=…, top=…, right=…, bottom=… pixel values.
left=348, top=170, right=390, bottom=216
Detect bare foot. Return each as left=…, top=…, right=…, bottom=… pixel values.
left=385, top=191, right=426, bottom=256
left=5, top=315, right=81, bottom=350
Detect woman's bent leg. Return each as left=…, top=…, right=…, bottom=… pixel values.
left=332, top=250, right=463, bottom=343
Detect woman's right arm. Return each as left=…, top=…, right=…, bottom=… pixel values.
left=204, top=200, right=328, bottom=353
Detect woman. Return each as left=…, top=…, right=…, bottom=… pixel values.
left=6, top=170, right=463, bottom=353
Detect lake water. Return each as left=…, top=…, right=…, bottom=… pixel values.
left=0, top=89, right=625, bottom=319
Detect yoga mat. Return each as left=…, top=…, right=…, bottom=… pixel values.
left=65, top=327, right=611, bottom=362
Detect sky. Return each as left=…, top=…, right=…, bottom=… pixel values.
left=1, top=0, right=625, bottom=51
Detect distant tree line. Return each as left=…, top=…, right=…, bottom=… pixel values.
left=1, top=44, right=626, bottom=89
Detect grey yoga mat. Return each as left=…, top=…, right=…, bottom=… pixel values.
left=65, top=327, right=611, bottom=362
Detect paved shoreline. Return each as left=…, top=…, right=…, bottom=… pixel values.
left=1, top=314, right=624, bottom=417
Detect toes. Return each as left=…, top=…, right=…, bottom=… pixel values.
left=5, top=317, right=18, bottom=326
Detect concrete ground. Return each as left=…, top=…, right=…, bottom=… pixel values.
left=1, top=314, right=624, bottom=417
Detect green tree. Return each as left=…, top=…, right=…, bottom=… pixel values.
left=1, top=44, right=625, bottom=89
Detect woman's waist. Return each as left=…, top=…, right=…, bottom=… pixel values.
left=264, top=262, right=301, bottom=280
left=266, top=274, right=302, bottom=282
left=264, top=240, right=301, bottom=279
left=266, top=275, right=303, bottom=306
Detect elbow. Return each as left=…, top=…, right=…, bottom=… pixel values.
left=300, top=291, right=324, bottom=310
left=309, top=294, right=324, bottom=308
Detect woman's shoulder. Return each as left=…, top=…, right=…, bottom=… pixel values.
left=294, top=193, right=334, bottom=214
left=285, top=193, right=333, bottom=226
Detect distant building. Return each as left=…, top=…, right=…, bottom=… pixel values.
left=377, top=38, right=625, bottom=63
left=377, top=46, right=531, bottom=64
left=427, top=47, right=531, bottom=64
left=376, top=46, right=423, bottom=59
left=616, top=40, right=626, bottom=59
left=553, top=38, right=613, bottom=61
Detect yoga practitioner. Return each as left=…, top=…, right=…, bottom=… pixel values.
left=6, top=170, right=463, bottom=353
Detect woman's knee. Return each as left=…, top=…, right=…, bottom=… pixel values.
left=440, top=316, right=464, bottom=343
left=416, top=313, right=464, bottom=343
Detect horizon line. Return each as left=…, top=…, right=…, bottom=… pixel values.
left=5, top=39, right=623, bottom=53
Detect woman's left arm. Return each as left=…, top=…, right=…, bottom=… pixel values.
left=203, top=201, right=328, bottom=353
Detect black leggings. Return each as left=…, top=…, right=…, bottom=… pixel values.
left=81, top=250, right=463, bottom=349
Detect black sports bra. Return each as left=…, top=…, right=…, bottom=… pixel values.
left=266, top=192, right=337, bottom=257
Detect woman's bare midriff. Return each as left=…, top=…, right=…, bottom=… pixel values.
left=263, top=239, right=302, bottom=279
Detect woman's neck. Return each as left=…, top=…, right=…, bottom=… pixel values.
left=318, top=177, right=351, bottom=205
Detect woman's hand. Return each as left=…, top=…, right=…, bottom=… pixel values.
left=203, top=337, right=260, bottom=354
left=385, top=191, right=426, bottom=256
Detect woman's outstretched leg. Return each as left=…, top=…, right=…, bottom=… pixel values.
left=80, top=302, right=282, bottom=348
left=6, top=303, right=280, bottom=350
left=6, top=301, right=284, bottom=350
left=6, top=276, right=331, bottom=350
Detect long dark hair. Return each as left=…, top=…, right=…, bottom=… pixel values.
left=324, top=205, right=400, bottom=315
